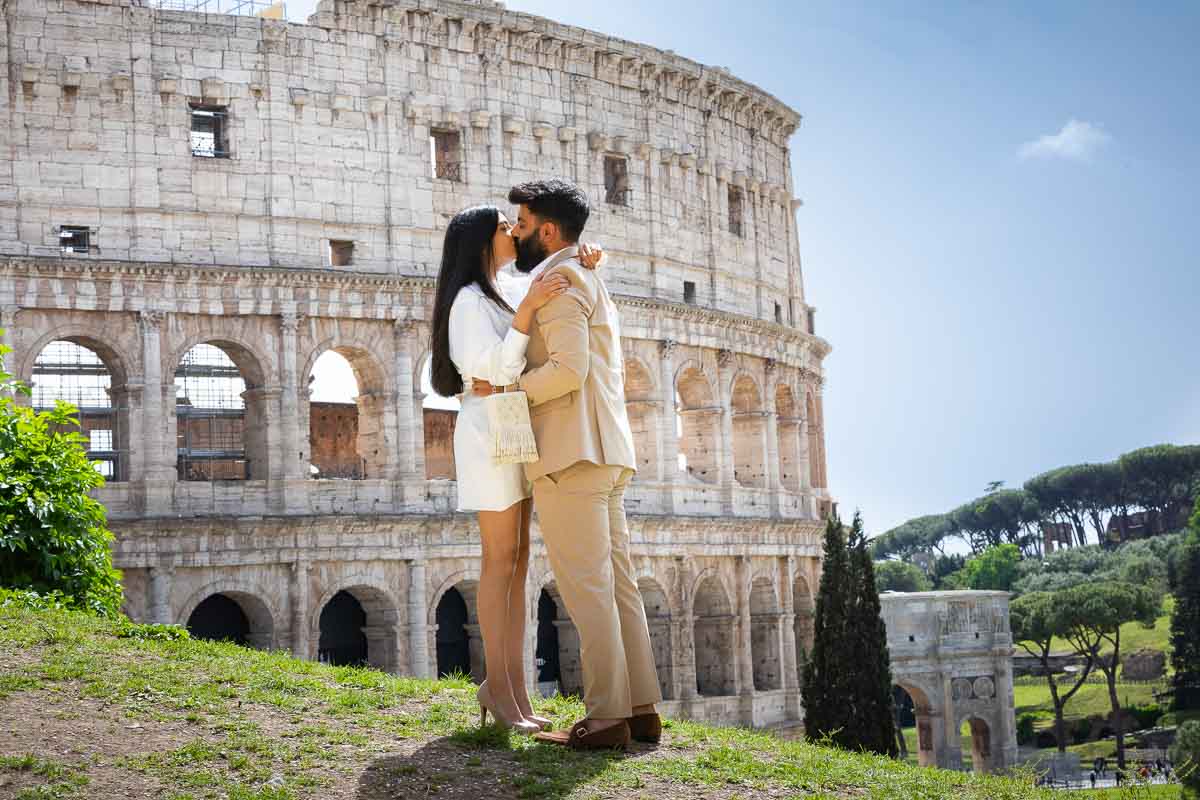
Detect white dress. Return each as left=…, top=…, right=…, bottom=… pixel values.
left=448, top=275, right=532, bottom=512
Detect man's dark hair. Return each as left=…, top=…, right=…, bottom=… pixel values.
left=507, top=178, right=590, bottom=242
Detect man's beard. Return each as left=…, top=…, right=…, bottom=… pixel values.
left=513, top=232, right=549, bottom=274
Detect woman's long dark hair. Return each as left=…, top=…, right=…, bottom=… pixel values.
left=429, top=205, right=515, bottom=397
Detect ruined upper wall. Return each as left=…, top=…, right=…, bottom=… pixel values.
left=0, top=0, right=812, bottom=327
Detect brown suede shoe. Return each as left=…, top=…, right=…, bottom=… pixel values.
left=534, top=719, right=630, bottom=751
left=627, top=712, right=661, bottom=744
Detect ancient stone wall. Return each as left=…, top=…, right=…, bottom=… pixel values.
left=1, top=0, right=832, bottom=730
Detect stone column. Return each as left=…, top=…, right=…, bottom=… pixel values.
left=735, top=556, right=754, bottom=699
left=279, top=313, right=305, bottom=478
left=0, top=306, right=17, bottom=371
left=149, top=565, right=174, bottom=625
left=407, top=559, right=430, bottom=678
left=779, top=556, right=801, bottom=720
left=137, top=311, right=173, bottom=513
left=763, top=360, right=782, bottom=516
left=290, top=559, right=311, bottom=660
left=657, top=340, right=680, bottom=512
left=717, top=350, right=737, bottom=514
left=394, top=321, right=426, bottom=491
left=241, top=387, right=280, bottom=482
left=673, top=556, right=698, bottom=703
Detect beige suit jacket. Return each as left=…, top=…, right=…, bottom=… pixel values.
left=517, top=247, right=638, bottom=481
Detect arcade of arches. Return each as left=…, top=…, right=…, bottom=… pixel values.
left=7, top=312, right=831, bottom=732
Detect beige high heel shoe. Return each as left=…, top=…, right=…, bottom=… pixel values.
left=477, top=681, right=539, bottom=735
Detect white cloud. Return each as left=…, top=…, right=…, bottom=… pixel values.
left=1018, top=119, right=1112, bottom=162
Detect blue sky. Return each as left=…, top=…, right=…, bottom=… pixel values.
left=292, top=1, right=1200, bottom=535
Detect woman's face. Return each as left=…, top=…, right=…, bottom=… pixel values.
left=490, top=213, right=517, bottom=272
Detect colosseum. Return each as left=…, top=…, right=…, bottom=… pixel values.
left=0, top=0, right=831, bottom=731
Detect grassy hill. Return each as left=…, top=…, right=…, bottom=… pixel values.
left=0, top=599, right=1057, bottom=800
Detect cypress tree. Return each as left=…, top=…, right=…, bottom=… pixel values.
left=847, top=512, right=899, bottom=757
left=1171, top=498, right=1200, bottom=711
left=803, top=511, right=853, bottom=747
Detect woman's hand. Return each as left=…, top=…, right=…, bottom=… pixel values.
left=579, top=242, right=606, bottom=270
left=523, top=270, right=570, bottom=311
left=510, top=270, right=569, bottom=335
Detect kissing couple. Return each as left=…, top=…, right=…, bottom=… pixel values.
left=428, top=178, right=661, bottom=750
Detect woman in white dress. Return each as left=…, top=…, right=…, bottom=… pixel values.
left=428, top=205, right=601, bottom=734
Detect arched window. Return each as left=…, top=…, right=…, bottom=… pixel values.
left=638, top=578, right=674, bottom=700
left=731, top=375, right=767, bottom=488
left=775, top=385, right=802, bottom=492
left=31, top=340, right=126, bottom=480
left=623, top=358, right=661, bottom=480
left=675, top=366, right=718, bottom=484
left=185, top=591, right=274, bottom=650
left=421, top=359, right=458, bottom=480
left=174, top=343, right=255, bottom=480
left=693, top=576, right=735, bottom=696
left=749, top=578, right=782, bottom=691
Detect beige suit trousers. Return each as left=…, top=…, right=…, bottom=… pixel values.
left=532, top=460, right=662, bottom=718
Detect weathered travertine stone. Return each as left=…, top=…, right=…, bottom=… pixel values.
left=0, top=0, right=834, bottom=732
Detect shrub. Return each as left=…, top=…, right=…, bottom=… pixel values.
left=0, top=341, right=122, bottom=616
left=1168, top=719, right=1200, bottom=797
left=1016, top=713, right=1038, bottom=745
left=1125, top=702, right=1165, bottom=731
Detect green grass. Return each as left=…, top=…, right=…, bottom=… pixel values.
left=1014, top=681, right=1165, bottom=719
left=1075, top=786, right=1181, bottom=799
left=0, top=601, right=1061, bottom=799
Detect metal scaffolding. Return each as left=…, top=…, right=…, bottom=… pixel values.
left=31, top=340, right=125, bottom=480
left=150, top=0, right=285, bottom=18
left=175, top=343, right=250, bottom=481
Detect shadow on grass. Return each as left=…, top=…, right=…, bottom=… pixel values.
left=356, top=724, right=658, bottom=800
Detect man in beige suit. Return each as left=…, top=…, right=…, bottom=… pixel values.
left=475, top=179, right=661, bottom=750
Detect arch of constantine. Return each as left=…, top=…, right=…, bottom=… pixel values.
left=0, top=0, right=831, bottom=729
left=881, top=591, right=1019, bottom=773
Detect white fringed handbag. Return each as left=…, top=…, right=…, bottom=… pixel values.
left=485, top=386, right=540, bottom=465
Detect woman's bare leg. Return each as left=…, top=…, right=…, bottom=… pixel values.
left=507, top=498, right=537, bottom=719
left=476, top=503, right=524, bottom=723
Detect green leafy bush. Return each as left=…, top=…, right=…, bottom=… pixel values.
left=1124, top=702, right=1165, bottom=731
left=1016, top=713, right=1038, bottom=745
left=0, top=337, right=122, bottom=616
left=114, top=619, right=190, bottom=642
left=1168, top=719, right=1200, bottom=797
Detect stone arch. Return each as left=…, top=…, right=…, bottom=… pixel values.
left=792, top=572, right=815, bottom=669
left=303, top=340, right=394, bottom=480
left=178, top=581, right=279, bottom=651
left=417, top=350, right=457, bottom=480
left=429, top=572, right=482, bottom=682
left=637, top=576, right=675, bottom=700
left=805, top=390, right=826, bottom=489
left=310, top=579, right=402, bottom=672
left=894, top=680, right=940, bottom=769
left=536, top=581, right=583, bottom=697
left=731, top=372, right=767, bottom=488
left=675, top=361, right=719, bottom=484
left=19, top=326, right=133, bottom=389
left=749, top=577, right=782, bottom=691
left=692, top=572, right=736, bottom=696
left=173, top=341, right=268, bottom=480
left=168, top=334, right=271, bottom=390
left=27, top=336, right=132, bottom=481
left=958, top=715, right=994, bottom=773
left=774, top=383, right=801, bottom=492
left=623, top=356, right=661, bottom=479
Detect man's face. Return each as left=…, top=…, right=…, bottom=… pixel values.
left=512, top=204, right=549, bottom=273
